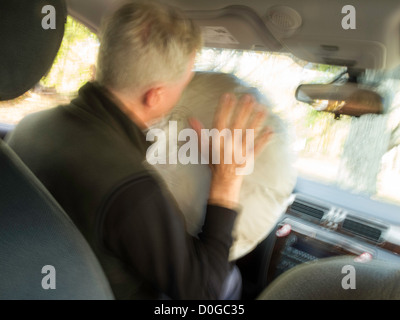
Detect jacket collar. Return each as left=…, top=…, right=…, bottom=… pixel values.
left=71, top=82, right=151, bottom=155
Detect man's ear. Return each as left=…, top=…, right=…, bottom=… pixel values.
left=143, top=87, right=163, bottom=109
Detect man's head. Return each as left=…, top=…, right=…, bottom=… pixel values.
left=96, top=1, right=202, bottom=125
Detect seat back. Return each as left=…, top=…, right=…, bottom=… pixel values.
left=0, top=0, right=113, bottom=299
left=0, top=142, right=114, bottom=299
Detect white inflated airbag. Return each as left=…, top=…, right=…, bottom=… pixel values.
left=148, top=72, right=297, bottom=260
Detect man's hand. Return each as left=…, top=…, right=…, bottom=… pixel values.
left=189, top=93, right=273, bottom=209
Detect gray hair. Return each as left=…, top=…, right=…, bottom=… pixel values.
left=96, top=0, right=202, bottom=94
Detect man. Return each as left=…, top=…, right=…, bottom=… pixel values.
left=7, top=1, right=271, bottom=299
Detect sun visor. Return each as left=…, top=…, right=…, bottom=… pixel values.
left=185, top=5, right=282, bottom=52
left=0, top=0, right=66, bottom=101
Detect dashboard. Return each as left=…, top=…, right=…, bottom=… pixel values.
left=266, top=192, right=400, bottom=283
left=237, top=178, right=400, bottom=299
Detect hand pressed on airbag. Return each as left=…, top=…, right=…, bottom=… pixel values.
left=147, top=72, right=297, bottom=260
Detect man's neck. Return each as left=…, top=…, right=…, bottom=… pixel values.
left=105, top=86, right=149, bottom=130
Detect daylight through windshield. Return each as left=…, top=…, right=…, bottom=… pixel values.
left=1, top=19, right=399, bottom=208
left=195, top=48, right=400, bottom=206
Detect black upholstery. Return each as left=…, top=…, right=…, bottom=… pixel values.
left=0, top=0, right=66, bottom=100
left=258, top=256, right=400, bottom=300
left=0, top=0, right=113, bottom=299
left=0, top=141, right=114, bottom=299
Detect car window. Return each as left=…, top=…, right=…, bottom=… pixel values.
left=0, top=16, right=99, bottom=124
left=2, top=17, right=399, bottom=209
left=195, top=48, right=400, bottom=207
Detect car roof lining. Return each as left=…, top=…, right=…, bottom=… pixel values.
left=66, top=0, right=400, bottom=70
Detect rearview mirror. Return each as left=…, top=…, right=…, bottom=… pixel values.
left=295, top=83, right=383, bottom=117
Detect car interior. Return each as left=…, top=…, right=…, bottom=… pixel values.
left=1, top=0, right=400, bottom=300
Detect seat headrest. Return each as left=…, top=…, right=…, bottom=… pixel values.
left=0, top=0, right=66, bottom=101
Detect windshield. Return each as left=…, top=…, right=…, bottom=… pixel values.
left=195, top=48, right=400, bottom=207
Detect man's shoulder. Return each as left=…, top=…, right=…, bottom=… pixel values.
left=8, top=103, right=89, bottom=143
left=7, top=100, right=148, bottom=179
left=9, top=101, right=128, bottom=151
left=13, top=101, right=98, bottom=133
left=14, top=104, right=64, bottom=128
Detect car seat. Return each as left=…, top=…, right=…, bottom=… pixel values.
left=0, top=0, right=113, bottom=299
left=257, top=256, right=400, bottom=300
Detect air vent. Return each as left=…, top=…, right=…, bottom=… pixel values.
left=342, top=219, right=383, bottom=242
left=289, top=200, right=326, bottom=220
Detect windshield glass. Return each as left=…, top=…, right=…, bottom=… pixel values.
left=195, top=48, right=400, bottom=207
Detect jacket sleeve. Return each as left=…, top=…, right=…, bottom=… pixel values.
left=101, top=174, right=238, bottom=299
